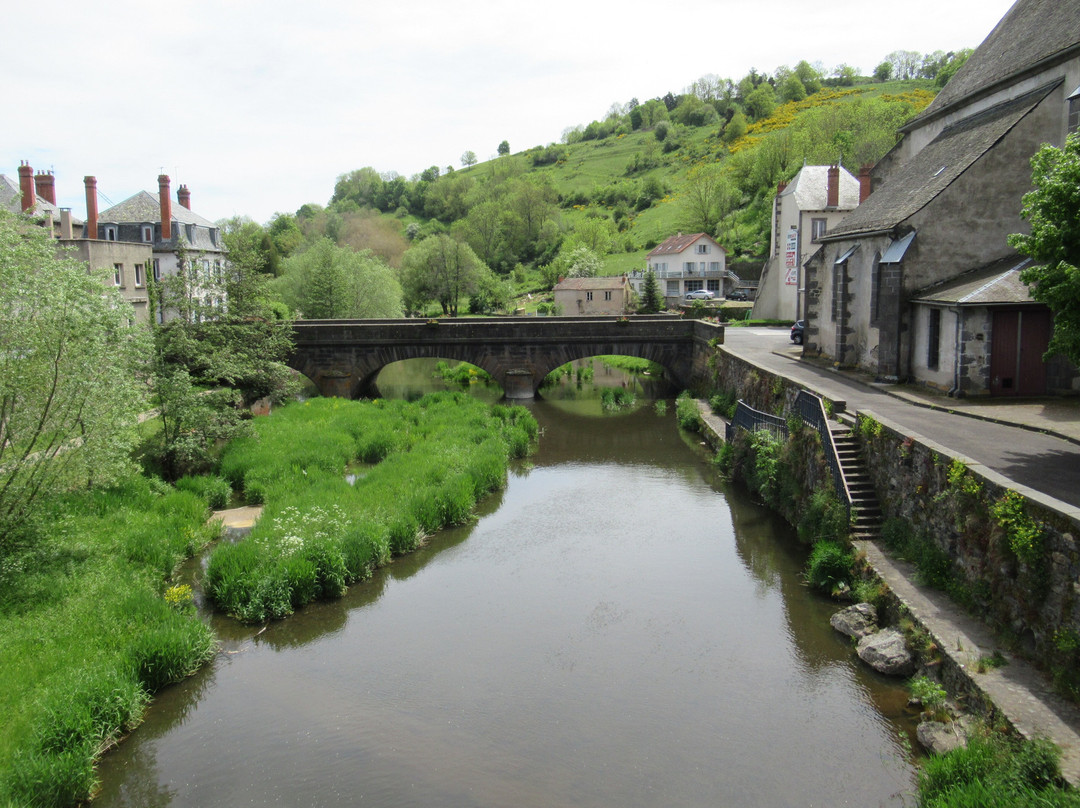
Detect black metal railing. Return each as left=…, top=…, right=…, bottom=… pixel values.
left=794, top=390, right=850, bottom=515
left=726, top=400, right=789, bottom=444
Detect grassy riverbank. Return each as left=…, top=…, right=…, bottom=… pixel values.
left=0, top=477, right=219, bottom=806
left=205, top=393, right=537, bottom=622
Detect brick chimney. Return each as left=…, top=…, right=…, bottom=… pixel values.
left=158, top=174, right=172, bottom=240
left=18, top=162, right=35, bottom=212
left=859, top=164, right=873, bottom=203
left=35, top=171, right=56, bottom=205
left=177, top=184, right=191, bottom=210
left=84, top=176, right=99, bottom=239
left=826, top=164, right=840, bottom=208
left=777, top=181, right=788, bottom=195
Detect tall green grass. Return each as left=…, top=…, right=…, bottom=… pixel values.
left=205, top=393, right=537, bottom=622
left=0, top=475, right=218, bottom=807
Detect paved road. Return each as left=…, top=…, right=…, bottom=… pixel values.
left=722, top=328, right=1080, bottom=509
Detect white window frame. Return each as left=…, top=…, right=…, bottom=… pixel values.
left=113, top=263, right=123, bottom=287
left=142, top=225, right=153, bottom=242
left=134, top=264, right=144, bottom=287
left=104, top=226, right=117, bottom=241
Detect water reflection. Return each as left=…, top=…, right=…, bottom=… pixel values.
left=92, top=358, right=916, bottom=807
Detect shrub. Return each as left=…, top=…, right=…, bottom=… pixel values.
left=805, top=541, right=853, bottom=594
left=797, top=488, right=849, bottom=544
left=675, top=391, right=702, bottom=432
left=174, top=474, right=232, bottom=509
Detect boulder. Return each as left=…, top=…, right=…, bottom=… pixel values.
left=856, top=628, right=915, bottom=676
left=917, top=720, right=967, bottom=756
left=830, top=602, right=878, bottom=639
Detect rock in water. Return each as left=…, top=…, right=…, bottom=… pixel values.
left=856, top=628, right=915, bottom=676
left=830, top=602, right=879, bottom=639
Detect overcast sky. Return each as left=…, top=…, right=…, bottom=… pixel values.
left=5, top=0, right=1016, bottom=226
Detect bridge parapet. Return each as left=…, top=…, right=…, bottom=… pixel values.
left=290, top=316, right=723, bottom=399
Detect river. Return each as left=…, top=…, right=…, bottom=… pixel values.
left=93, top=359, right=917, bottom=807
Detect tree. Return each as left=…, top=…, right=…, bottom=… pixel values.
left=639, top=269, right=664, bottom=314
left=745, top=83, right=777, bottom=121
left=680, top=164, right=741, bottom=235
left=0, top=210, right=147, bottom=547
left=936, top=49, right=973, bottom=87
left=401, top=234, right=487, bottom=316
left=461, top=150, right=478, bottom=167
left=873, top=61, right=893, bottom=82
left=497, top=140, right=510, bottom=157
left=274, top=238, right=403, bottom=320
left=1008, top=133, right=1080, bottom=366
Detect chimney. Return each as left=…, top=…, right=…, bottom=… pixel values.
left=177, top=184, right=191, bottom=210
left=84, top=176, right=99, bottom=239
left=777, top=181, right=788, bottom=195
left=35, top=171, right=56, bottom=205
left=60, top=208, right=74, bottom=239
left=826, top=164, right=840, bottom=208
left=18, top=162, right=35, bottom=212
left=859, top=163, right=873, bottom=204
left=158, top=174, right=172, bottom=241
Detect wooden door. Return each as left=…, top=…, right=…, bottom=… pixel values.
left=990, top=309, right=1049, bottom=396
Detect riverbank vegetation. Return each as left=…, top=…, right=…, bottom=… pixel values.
left=0, top=477, right=219, bottom=806
left=204, top=394, right=537, bottom=622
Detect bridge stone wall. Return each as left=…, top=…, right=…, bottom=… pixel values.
left=289, top=316, right=723, bottom=399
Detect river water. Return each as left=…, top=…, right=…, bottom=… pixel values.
left=94, top=359, right=917, bottom=807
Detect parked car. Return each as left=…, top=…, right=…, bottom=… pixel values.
left=728, top=290, right=748, bottom=301
left=790, top=320, right=804, bottom=345
left=685, top=289, right=716, bottom=300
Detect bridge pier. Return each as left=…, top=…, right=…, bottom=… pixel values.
left=502, top=369, right=535, bottom=399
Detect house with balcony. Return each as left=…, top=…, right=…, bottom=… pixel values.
left=631, top=233, right=727, bottom=305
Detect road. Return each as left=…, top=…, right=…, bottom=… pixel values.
left=722, top=327, right=1080, bottom=509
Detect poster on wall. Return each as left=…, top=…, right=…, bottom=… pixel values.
left=784, top=228, right=798, bottom=285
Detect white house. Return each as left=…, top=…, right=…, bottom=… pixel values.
left=633, top=233, right=726, bottom=304
left=753, top=164, right=865, bottom=320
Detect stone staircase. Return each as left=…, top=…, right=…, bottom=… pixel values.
left=830, top=424, right=884, bottom=541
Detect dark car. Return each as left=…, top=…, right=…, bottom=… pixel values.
left=790, top=320, right=804, bottom=345
left=728, top=290, right=748, bottom=301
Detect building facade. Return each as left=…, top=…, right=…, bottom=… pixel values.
left=633, top=233, right=727, bottom=305
left=553, top=276, right=632, bottom=315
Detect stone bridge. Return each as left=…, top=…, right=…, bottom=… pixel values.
left=289, top=316, right=724, bottom=399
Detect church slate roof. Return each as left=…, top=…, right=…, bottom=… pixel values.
left=911, top=254, right=1035, bottom=305
left=822, top=84, right=1053, bottom=240
left=906, top=0, right=1080, bottom=126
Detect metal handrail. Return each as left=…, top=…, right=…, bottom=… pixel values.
left=726, top=400, right=789, bottom=444
left=794, top=390, right=851, bottom=515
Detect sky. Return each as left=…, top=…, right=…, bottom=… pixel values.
left=5, top=0, right=1017, bottom=226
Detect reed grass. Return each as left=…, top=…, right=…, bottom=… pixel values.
left=205, top=393, right=536, bottom=622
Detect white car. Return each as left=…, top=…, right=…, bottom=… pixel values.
left=684, top=289, right=716, bottom=300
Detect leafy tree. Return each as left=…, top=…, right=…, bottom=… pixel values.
left=936, top=49, right=973, bottom=87
left=722, top=110, right=748, bottom=144
left=401, top=234, right=487, bottom=316
left=497, top=140, right=510, bottom=156
left=745, top=83, right=777, bottom=121
left=268, top=212, right=304, bottom=257
left=793, top=61, right=823, bottom=94
left=639, top=268, right=664, bottom=314
left=461, top=150, right=478, bottom=167
left=0, top=210, right=147, bottom=548
left=1008, top=133, right=1080, bottom=366
left=549, top=245, right=602, bottom=279
left=680, top=164, right=741, bottom=235
left=274, top=238, right=403, bottom=319
left=779, top=75, right=807, bottom=103
left=873, top=61, right=893, bottom=82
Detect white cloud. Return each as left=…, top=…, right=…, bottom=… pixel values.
left=4, top=0, right=1016, bottom=224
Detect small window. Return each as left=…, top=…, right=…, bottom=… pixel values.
left=709, top=262, right=720, bottom=273
left=152, top=259, right=161, bottom=282
left=134, top=264, right=144, bottom=287
left=586, top=291, right=594, bottom=301
left=684, top=261, right=695, bottom=273
left=142, top=225, right=153, bottom=242
left=104, top=226, right=117, bottom=241
left=113, top=263, right=123, bottom=287
left=811, top=218, right=827, bottom=241
left=666, top=280, right=679, bottom=295
left=696, top=243, right=710, bottom=254
left=604, top=291, right=612, bottom=301
left=927, top=308, right=941, bottom=370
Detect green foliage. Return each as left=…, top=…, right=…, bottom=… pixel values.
left=745, top=429, right=783, bottom=506
left=675, top=391, right=702, bottom=432
left=805, top=540, right=854, bottom=594
left=917, top=731, right=1073, bottom=807
left=990, top=490, right=1044, bottom=566
left=858, top=414, right=883, bottom=440
left=638, top=268, right=664, bottom=313
left=909, top=675, right=948, bottom=713
left=205, top=394, right=537, bottom=622
left=174, top=474, right=232, bottom=510
left=797, top=488, right=850, bottom=543
left=1009, top=133, right=1080, bottom=367
left=708, top=389, right=737, bottom=419
left=0, top=210, right=148, bottom=551
left=401, top=234, right=489, bottom=316
left=653, top=400, right=668, bottom=416
left=274, top=237, right=403, bottom=319
left=600, top=388, right=637, bottom=412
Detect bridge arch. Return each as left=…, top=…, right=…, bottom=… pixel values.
left=288, top=316, right=723, bottom=399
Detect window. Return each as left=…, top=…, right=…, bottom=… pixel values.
left=696, top=243, right=710, bottom=254
left=666, top=280, right=679, bottom=295
left=152, top=259, right=161, bottom=282
left=113, top=263, right=123, bottom=287
left=707, top=280, right=720, bottom=292
left=811, top=218, right=827, bottom=241
left=104, top=226, right=117, bottom=241
left=685, top=280, right=703, bottom=292
left=604, top=291, right=612, bottom=301
left=709, top=262, right=720, bottom=273
left=134, top=264, right=144, bottom=287
left=684, top=261, right=695, bottom=273
left=142, top=225, right=153, bottom=242
left=927, top=308, right=941, bottom=370
left=586, top=291, right=594, bottom=301
left=1069, top=85, right=1080, bottom=134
